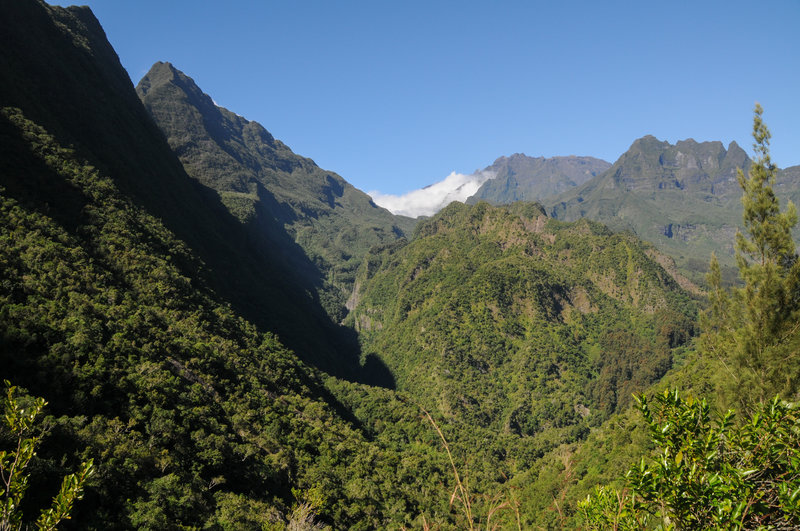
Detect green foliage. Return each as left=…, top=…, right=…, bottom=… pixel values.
left=702, top=105, right=800, bottom=409
left=0, top=0, right=370, bottom=382
left=577, top=107, right=800, bottom=530
left=580, top=389, right=800, bottom=529
left=346, top=201, right=697, bottom=526
left=0, top=3, right=448, bottom=524
left=1, top=382, right=93, bottom=530
left=7, top=3, right=786, bottom=529
left=579, top=484, right=651, bottom=530
left=34, top=460, right=94, bottom=531
left=351, top=201, right=695, bottom=434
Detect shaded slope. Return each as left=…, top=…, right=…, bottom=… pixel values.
left=0, top=1, right=458, bottom=528
left=467, top=153, right=611, bottom=205
left=0, top=0, right=369, bottom=377
left=0, top=105, right=454, bottom=530
left=136, top=62, right=415, bottom=318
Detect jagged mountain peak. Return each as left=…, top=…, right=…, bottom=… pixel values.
left=547, top=134, right=763, bottom=284
left=136, top=61, right=188, bottom=97
left=605, top=135, right=747, bottom=193
left=137, top=61, right=286, bottom=165
left=629, top=134, right=668, bottom=149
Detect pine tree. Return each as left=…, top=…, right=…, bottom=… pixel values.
left=703, top=104, right=800, bottom=408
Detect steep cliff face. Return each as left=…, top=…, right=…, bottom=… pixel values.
left=0, top=0, right=382, bottom=379
left=595, top=136, right=748, bottom=195
left=0, top=2, right=448, bottom=528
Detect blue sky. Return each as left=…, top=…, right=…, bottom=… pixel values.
left=53, top=1, right=799, bottom=196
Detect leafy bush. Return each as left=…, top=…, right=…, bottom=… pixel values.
left=580, top=389, right=800, bottom=529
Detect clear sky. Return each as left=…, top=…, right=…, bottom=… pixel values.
left=52, top=1, right=800, bottom=195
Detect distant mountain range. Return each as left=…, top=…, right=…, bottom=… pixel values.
left=546, top=136, right=800, bottom=283
left=450, top=138, right=800, bottom=284
left=382, top=135, right=800, bottom=286
left=467, top=153, right=611, bottom=204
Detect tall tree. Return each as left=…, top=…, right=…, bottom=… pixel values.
left=703, top=104, right=800, bottom=408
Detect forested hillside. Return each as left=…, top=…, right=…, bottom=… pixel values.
left=0, top=0, right=381, bottom=379
left=350, top=201, right=697, bottom=430
left=0, top=1, right=446, bottom=528
left=344, top=201, right=702, bottom=527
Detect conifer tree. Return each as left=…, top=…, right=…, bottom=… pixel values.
left=703, top=104, right=800, bottom=408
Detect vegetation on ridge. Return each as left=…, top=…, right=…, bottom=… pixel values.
left=345, top=200, right=698, bottom=527
left=351, top=201, right=696, bottom=432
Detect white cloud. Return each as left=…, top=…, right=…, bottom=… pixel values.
left=369, top=170, right=495, bottom=218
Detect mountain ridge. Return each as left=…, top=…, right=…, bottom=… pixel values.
left=2, top=1, right=795, bottom=528
left=0, top=1, right=453, bottom=527
left=545, top=134, right=800, bottom=283
left=136, top=61, right=416, bottom=321
left=349, top=201, right=697, bottom=436
left=0, top=0, right=385, bottom=380
left=466, top=153, right=611, bottom=205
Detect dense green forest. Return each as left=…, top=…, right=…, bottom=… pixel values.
left=1, top=0, right=798, bottom=529
left=350, top=200, right=696, bottom=441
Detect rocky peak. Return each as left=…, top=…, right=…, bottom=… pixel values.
left=610, top=135, right=749, bottom=194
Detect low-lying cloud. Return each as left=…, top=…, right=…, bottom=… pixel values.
left=370, top=170, right=495, bottom=218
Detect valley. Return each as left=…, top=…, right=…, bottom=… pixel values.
left=1, top=1, right=798, bottom=529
